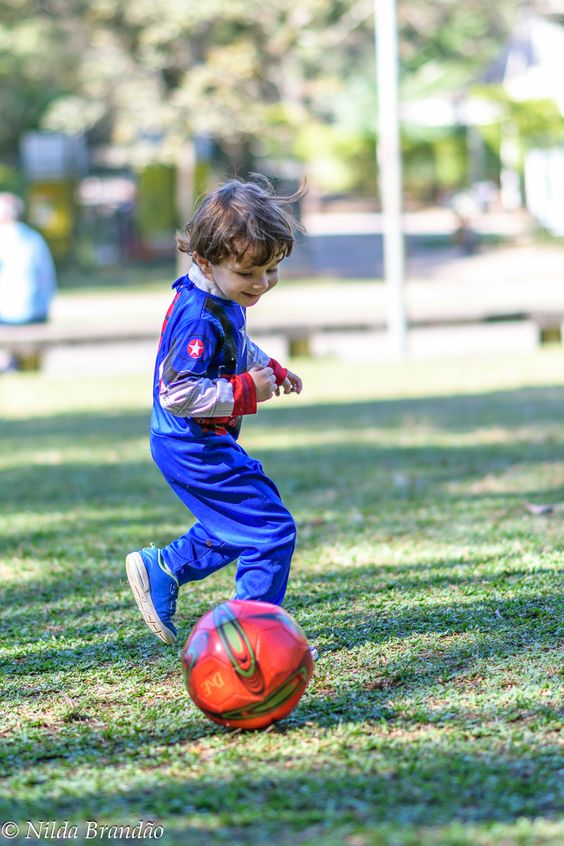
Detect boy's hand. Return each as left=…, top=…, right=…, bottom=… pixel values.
left=277, top=370, right=303, bottom=396
left=249, top=366, right=277, bottom=402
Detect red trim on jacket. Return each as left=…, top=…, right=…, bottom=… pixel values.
left=193, top=372, right=257, bottom=433
left=223, top=372, right=257, bottom=416
left=157, top=291, right=181, bottom=351
left=268, top=358, right=288, bottom=386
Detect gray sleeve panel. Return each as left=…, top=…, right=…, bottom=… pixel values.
left=158, top=370, right=235, bottom=418
left=246, top=339, right=270, bottom=370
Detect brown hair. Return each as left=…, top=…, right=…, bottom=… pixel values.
left=177, top=176, right=305, bottom=266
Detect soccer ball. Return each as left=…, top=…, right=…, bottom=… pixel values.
left=181, top=599, right=314, bottom=730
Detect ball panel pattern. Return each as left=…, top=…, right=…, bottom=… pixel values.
left=181, top=600, right=314, bottom=730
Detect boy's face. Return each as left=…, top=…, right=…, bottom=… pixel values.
left=194, top=252, right=282, bottom=307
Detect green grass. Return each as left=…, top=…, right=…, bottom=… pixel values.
left=0, top=350, right=563, bottom=846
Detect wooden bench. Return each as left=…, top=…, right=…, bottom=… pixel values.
left=1, top=311, right=562, bottom=370
left=249, top=312, right=535, bottom=357
left=0, top=323, right=160, bottom=370
left=254, top=310, right=564, bottom=355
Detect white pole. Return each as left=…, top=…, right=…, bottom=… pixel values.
left=375, top=0, right=407, bottom=358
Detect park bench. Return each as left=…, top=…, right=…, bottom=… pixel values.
left=253, top=310, right=563, bottom=355
left=0, top=310, right=562, bottom=370
left=0, top=322, right=161, bottom=370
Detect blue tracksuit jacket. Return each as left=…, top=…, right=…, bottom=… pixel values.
left=149, top=268, right=295, bottom=604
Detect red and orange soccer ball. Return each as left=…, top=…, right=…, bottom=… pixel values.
left=181, top=599, right=314, bottom=730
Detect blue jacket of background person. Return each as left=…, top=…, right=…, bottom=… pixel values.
left=0, top=220, right=57, bottom=324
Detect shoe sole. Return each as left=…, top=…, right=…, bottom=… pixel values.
left=125, top=551, right=177, bottom=645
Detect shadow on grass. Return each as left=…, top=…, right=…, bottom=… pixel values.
left=1, top=384, right=562, bottom=832
left=1, top=383, right=563, bottom=442
left=1, top=380, right=561, bottom=678
left=2, top=587, right=560, bottom=710
left=0, top=439, right=561, bottom=514
left=3, top=545, right=560, bottom=764
left=2, top=586, right=561, bottom=829
left=260, top=384, right=564, bottom=433
left=0, top=384, right=562, bottom=511
left=1, top=728, right=560, bottom=830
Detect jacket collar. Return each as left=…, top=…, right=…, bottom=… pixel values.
left=188, top=261, right=229, bottom=300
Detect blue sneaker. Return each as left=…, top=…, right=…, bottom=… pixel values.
left=125, top=547, right=179, bottom=644
left=309, top=645, right=319, bottom=662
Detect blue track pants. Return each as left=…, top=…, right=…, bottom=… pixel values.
left=150, top=431, right=296, bottom=605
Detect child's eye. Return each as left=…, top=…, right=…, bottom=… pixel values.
left=237, top=271, right=252, bottom=278
left=267, top=267, right=279, bottom=275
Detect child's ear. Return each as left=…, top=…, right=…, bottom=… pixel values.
left=193, top=253, right=214, bottom=280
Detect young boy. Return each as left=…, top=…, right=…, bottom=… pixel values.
left=126, top=178, right=304, bottom=647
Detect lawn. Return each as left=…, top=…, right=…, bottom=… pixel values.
left=0, top=350, right=562, bottom=846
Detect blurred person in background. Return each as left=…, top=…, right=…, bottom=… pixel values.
left=0, top=192, right=57, bottom=326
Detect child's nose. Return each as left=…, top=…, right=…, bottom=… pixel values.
left=252, top=274, right=269, bottom=291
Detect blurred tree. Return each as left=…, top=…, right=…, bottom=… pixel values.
left=474, top=86, right=564, bottom=148
left=0, top=7, right=80, bottom=160
left=27, top=1, right=374, bottom=163
left=0, top=0, right=558, bottom=196
left=398, top=0, right=515, bottom=73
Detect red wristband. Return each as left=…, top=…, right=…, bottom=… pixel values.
left=223, top=372, right=257, bottom=416
left=269, top=358, right=288, bottom=386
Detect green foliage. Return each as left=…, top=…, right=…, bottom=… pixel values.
left=401, top=128, right=467, bottom=203
left=399, top=1, right=516, bottom=74
left=434, top=131, right=468, bottom=190
left=2, top=0, right=563, bottom=197
left=472, top=86, right=564, bottom=150
left=137, top=164, right=177, bottom=239
left=510, top=98, right=564, bottom=147
left=0, top=163, right=24, bottom=194
left=293, top=121, right=376, bottom=194
left=1, top=346, right=563, bottom=845
left=0, top=15, right=78, bottom=157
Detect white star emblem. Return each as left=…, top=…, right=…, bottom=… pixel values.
left=187, top=338, right=204, bottom=358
